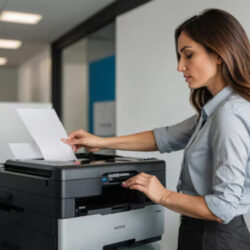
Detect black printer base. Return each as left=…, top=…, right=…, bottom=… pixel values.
left=0, top=217, right=57, bottom=250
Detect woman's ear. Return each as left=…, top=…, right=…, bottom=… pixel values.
left=217, top=55, right=223, bottom=65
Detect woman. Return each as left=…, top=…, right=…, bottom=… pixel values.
left=62, top=9, right=250, bottom=250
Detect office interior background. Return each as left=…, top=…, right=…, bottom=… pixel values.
left=0, top=0, right=250, bottom=249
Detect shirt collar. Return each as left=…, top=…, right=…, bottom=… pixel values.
left=202, top=85, right=233, bottom=118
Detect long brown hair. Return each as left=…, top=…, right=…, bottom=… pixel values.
left=175, top=9, right=250, bottom=114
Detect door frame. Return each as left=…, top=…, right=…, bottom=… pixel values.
left=51, top=0, right=152, bottom=118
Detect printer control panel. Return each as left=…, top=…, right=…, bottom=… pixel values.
left=102, top=171, right=137, bottom=185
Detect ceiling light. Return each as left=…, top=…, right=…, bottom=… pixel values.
left=0, top=39, right=22, bottom=49
left=0, top=57, right=7, bottom=65
left=0, top=11, right=42, bottom=24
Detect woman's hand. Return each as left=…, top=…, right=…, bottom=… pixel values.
left=61, top=129, right=104, bottom=152
left=122, top=172, right=169, bottom=204
left=122, top=173, right=222, bottom=222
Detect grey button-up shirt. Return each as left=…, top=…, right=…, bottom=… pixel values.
left=153, top=86, right=250, bottom=223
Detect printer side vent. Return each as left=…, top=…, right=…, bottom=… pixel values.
left=4, top=165, right=52, bottom=178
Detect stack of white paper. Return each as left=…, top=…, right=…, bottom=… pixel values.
left=11, top=108, right=76, bottom=162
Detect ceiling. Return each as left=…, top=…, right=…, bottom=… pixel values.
left=0, top=0, right=115, bottom=66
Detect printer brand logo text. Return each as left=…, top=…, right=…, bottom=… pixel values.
left=114, top=225, right=125, bottom=230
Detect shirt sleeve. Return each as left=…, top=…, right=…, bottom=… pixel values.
left=153, top=114, right=198, bottom=153
left=205, top=107, right=250, bottom=224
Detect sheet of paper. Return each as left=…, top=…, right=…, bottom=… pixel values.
left=17, top=108, right=76, bottom=161
left=9, top=143, right=43, bottom=160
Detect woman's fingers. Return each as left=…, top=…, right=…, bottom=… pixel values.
left=73, top=145, right=83, bottom=152
left=85, top=147, right=100, bottom=152
left=62, top=129, right=103, bottom=152
left=123, top=173, right=148, bottom=187
left=62, top=130, right=85, bottom=143
left=126, top=184, right=146, bottom=193
left=68, top=129, right=85, bottom=139
left=62, top=130, right=87, bottom=148
left=122, top=173, right=167, bottom=204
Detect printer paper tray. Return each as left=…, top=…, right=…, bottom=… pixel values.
left=58, top=204, right=164, bottom=250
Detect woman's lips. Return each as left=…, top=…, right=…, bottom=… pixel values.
left=184, top=75, right=192, bottom=82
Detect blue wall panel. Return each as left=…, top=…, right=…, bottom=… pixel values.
left=88, top=55, right=115, bottom=133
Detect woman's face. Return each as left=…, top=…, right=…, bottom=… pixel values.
left=177, top=31, right=224, bottom=95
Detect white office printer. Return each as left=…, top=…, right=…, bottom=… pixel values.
left=0, top=153, right=165, bottom=250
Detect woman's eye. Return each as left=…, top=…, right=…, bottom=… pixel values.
left=186, top=54, right=193, bottom=59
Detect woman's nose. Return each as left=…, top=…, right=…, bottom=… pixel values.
left=177, top=58, right=186, bottom=72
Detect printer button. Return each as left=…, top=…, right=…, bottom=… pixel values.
left=102, top=177, right=108, bottom=183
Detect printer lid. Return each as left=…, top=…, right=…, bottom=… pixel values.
left=4, top=153, right=165, bottom=181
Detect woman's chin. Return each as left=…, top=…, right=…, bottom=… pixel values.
left=188, top=81, right=203, bottom=90
left=188, top=82, right=195, bottom=89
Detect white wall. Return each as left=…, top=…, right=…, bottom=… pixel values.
left=116, top=0, right=250, bottom=249
left=62, top=36, right=115, bottom=134
left=0, top=67, right=18, bottom=101
left=18, top=47, right=51, bottom=103
left=62, top=39, right=88, bottom=133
